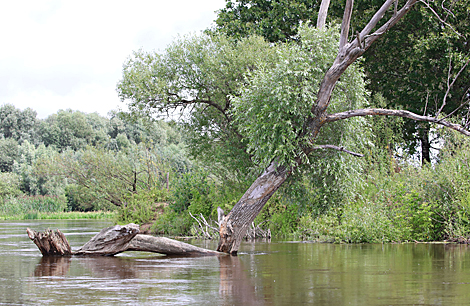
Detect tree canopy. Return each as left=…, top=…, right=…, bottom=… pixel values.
left=214, top=0, right=470, bottom=163
left=118, top=33, right=281, bottom=179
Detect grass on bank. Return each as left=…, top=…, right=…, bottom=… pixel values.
left=0, top=195, right=115, bottom=220
left=0, top=210, right=116, bottom=221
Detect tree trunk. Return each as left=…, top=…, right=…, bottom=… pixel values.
left=27, top=224, right=222, bottom=257
left=420, top=125, right=431, bottom=165
left=316, top=0, right=331, bottom=29
left=217, top=161, right=289, bottom=254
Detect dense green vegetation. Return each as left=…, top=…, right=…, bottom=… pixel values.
left=214, top=0, right=470, bottom=165
left=2, top=1, right=468, bottom=243
left=0, top=105, right=192, bottom=221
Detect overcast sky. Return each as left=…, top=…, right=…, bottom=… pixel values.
left=1, top=0, right=226, bottom=118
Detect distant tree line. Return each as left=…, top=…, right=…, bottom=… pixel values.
left=0, top=103, right=191, bottom=215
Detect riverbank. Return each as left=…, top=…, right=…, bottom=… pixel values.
left=0, top=211, right=115, bottom=221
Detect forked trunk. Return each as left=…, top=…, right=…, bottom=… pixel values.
left=217, top=161, right=290, bottom=254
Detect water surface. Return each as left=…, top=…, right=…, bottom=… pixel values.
left=1, top=220, right=470, bottom=305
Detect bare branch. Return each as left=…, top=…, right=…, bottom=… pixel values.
left=306, top=144, right=364, bottom=157
left=437, top=58, right=470, bottom=119
left=359, top=0, right=396, bottom=39
left=339, top=0, right=354, bottom=50
left=361, top=0, right=419, bottom=50
left=418, top=0, right=463, bottom=37
left=441, top=0, right=457, bottom=21
left=317, top=0, right=331, bottom=29
left=423, top=90, right=430, bottom=116
left=325, top=108, right=470, bottom=136
left=311, top=0, right=418, bottom=123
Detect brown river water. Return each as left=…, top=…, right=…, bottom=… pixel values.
left=1, top=220, right=470, bottom=305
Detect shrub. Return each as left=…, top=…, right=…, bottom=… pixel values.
left=117, top=188, right=169, bottom=225
left=151, top=207, right=193, bottom=236
left=0, top=172, right=22, bottom=199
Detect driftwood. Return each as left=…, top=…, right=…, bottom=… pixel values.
left=27, top=223, right=222, bottom=257
left=27, top=228, right=72, bottom=256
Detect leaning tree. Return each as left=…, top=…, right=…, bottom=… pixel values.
left=119, top=0, right=470, bottom=254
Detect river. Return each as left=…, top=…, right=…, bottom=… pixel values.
left=1, top=220, right=470, bottom=305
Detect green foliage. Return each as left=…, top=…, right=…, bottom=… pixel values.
left=40, top=110, right=98, bottom=151
left=0, top=210, right=114, bottom=221
left=214, top=0, right=322, bottom=42
left=117, top=32, right=279, bottom=180
left=0, top=172, right=22, bottom=199
left=233, top=24, right=367, bottom=168
left=151, top=207, right=193, bottom=236
left=0, top=103, right=191, bottom=217
left=301, top=203, right=402, bottom=243
left=36, top=143, right=181, bottom=210
left=364, top=2, right=470, bottom=159
left=0, top=195, right=67, bottom=217
left=170, top=169, right=245, bottom=220
left=14, top=141, right=65, bottom=196
left=170, top=171, right=212, bottom=214
left=215, top=0, right=470, bottom=164
left=257, top=194, right=300, bottom=236
left=117, top=188, right=168, bottom=225
left=0, top=138, right=19, bottom=172
left=0, top=104, right=39, bottom=144
left=299, top=132, right=470, bottom=242
left=363, top=93, right=405, bottom=175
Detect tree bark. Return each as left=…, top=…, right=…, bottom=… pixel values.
left=316, top=0, right=331, bottom=29
left=420, top=125, right=431, bottom=165
left=27, top=224, right=222, bottom=257
left=27, top=228, right=72, bottom=256
left=217, top=161, right=289, bottom=254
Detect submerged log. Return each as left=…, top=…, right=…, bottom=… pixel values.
left=27, top=224, right=222, bottom=257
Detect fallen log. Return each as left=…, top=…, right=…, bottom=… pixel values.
left=27, top=223, right=223, bottom=257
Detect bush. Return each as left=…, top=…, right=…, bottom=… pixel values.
left=151, top=207, right=193, bottom=236
left=299, top=132, right=470, bottom=243
left=0, top=172, right=22, bottom=199
left=117, top=188, right=168, bottom=225
left=170, top=171, right=213, bottom=214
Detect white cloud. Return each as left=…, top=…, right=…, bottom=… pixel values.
left=0, top=0, right=225, bottom=118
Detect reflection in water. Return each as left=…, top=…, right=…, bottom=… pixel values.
left=34, top=256, right=72, bottom=277
left=218, top=255, right=264, bottom=306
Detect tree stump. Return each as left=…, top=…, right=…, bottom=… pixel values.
left=27, top=228, right=72, bottom=256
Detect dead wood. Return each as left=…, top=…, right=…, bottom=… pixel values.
left=27, top=228, right=72, bottom=256
left=27, top=223, right=223, bottom=257
left=127, top=235, right=220, bottom=255
left=73, top=223, right=140, bottom=256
